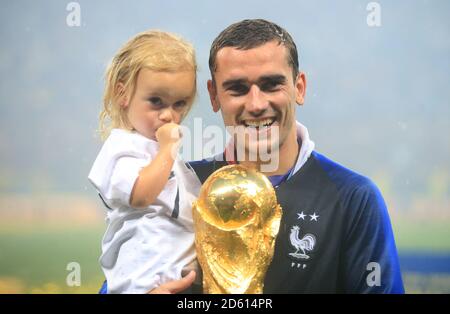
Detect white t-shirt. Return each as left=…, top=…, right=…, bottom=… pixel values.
left=88, top=129, right=201, bottom=294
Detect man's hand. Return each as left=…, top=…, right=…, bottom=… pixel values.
left=148, top=271, right=196, bottom=294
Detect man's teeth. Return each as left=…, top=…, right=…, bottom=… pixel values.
left=244, top=118, right=275, bottom=128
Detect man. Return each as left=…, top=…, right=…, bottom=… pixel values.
left=106, top=18, right=402, bottom=294
left=154, top=19, right=404, bottom=294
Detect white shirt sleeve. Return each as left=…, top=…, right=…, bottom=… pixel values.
left=88, top=130, right=153, bottom=210
left=106, top=156, right=149, bottom=208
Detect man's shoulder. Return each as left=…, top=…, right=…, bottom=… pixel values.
left=311, top=151, right=376, bottom=191
left=299, top=151, right=385, bottom=216
left=188, top=155, right=227, bottom=184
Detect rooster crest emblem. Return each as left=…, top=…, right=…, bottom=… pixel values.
left=289, top=225, right=316, bottom=260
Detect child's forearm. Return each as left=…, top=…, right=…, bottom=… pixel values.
left=129, top=144, right=177, bottom=209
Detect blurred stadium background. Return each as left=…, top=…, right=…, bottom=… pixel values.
left=0, top=0, right=449, bottom=293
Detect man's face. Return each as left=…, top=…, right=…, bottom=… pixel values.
left=207, top=40, right=306, bottom=157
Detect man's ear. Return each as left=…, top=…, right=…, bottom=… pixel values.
left=116, top=82, right=129, bottom=108
left=294, top=72, right=307, bottom=106
left=207, top=79, right=220, bottom=112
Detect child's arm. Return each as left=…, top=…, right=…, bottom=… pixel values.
left=129, top=123, right=181, bottom=209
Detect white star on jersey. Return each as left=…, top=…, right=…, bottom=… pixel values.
left=310, top=213, right=319, bottom=221
left=297, top=212, right=306, bottom=220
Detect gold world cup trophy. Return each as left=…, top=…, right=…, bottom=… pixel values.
left=192, top=164, right=282, bottom=294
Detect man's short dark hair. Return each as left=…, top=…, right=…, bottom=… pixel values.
left=209, top=19, right=299, bottom=81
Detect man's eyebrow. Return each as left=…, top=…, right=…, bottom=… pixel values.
left=257, top=74, right=287, bottom=84
left=221, top=75, right=287, bottom=89
left=222, top=78, right=247, bottom=89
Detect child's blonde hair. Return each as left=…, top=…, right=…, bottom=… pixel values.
left=99, top=30, right=197, bottom=140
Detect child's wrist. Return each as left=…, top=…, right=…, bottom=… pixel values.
left=159, top=142, right=179, bottom=159
left=160, top=141, right=177, bottom=150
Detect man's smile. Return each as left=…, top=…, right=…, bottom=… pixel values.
left=240, top=117, right=278, bottom=130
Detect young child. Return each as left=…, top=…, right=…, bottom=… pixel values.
left=88, top=30, right=201, bottom=294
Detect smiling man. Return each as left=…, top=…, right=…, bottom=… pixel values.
left=207, top=28, right=304, bottom=175
left=153, top=19, right=404, bottom=294
left=192, top=19, right=404, bottom=294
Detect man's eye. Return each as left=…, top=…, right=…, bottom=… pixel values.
left=149, top=97, right=163, bottom=106
left=229, top=85, right=249, bottom=96
left=260, top=81, right=281, bottom=92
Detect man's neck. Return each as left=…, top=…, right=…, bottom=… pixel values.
left=240, top=128, right=300, bottom=176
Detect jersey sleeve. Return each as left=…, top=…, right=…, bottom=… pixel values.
left=342, top=179, right=405, bottom=293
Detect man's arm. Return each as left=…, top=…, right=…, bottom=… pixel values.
left=341, top=180, right=404, bottom=293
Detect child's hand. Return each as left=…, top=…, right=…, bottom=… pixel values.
left=155, top=123, right=182, bottom=149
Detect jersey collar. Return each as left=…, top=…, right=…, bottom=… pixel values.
left=221, top=121, right=315, bottom=179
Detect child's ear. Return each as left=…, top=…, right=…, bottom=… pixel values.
left=116, top=83, right=129, bottom=108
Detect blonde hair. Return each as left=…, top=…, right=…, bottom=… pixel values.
left=99, top=30, right=197, bottom=140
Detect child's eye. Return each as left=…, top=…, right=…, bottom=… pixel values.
left=174, top=100, right=187, bottom=109
left=149, top=97, right=163, bottom=107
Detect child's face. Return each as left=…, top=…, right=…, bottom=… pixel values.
left=124, top=68, right=195, bottom=140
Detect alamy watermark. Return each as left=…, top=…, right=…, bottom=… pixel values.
left=66, top=262, right=81, bottom=287
left=366, top=262, right=381, bottom=287
left=170, top=118, right=281, bottom=173
left=66, top=2, right=81, bottom=27
left=366, top=2, right=382, bottom=27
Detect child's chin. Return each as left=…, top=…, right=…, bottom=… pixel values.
left=137, top=130, right=157, bottom=141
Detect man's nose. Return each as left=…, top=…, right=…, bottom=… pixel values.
left=245, top=85, right=269, bottom=116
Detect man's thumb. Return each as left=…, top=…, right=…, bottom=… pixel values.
left=168, top=270, right=196, bottom=294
